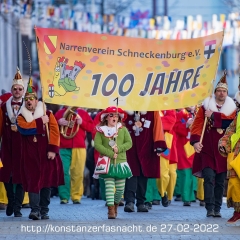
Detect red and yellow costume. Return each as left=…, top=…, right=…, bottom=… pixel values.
left=156, top=110, right=177, bottom=202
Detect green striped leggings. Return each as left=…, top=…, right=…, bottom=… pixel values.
left=104, top=178, right=125, bottom=206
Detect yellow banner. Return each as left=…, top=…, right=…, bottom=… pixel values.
left=35, top=28, right=223, bottom=110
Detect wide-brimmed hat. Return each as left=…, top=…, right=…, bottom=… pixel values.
left=215, top=70, right=228, bottom=91
left=99, top=106, right=127, bottom=122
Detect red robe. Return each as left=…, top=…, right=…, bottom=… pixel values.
left=174, top=109, right=195, bottom=170
left=190, top=96, right=236, bottom=177
left=0, top=98, right=23, bottom=183
left=125, top=111, right=167, bottom=178
left=160, top=110, right=177, bottom=164
left=17, top=102, right=64, bottom=193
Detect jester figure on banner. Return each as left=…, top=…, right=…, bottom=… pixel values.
left=48, top=56, right=85, bottom=97
left=0, top=68, right=26, bottom=218
left=218, top=70, right=240, bottom=224
left=17, top=78, right=64, bottom=220
left=190, top=71, right=237, bottom=218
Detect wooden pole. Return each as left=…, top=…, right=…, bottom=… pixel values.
left=34, top=25, right=50, bottom=142
left=114, top=97, right=119, bottom=167
left=200, top=30, right=225, bottom=144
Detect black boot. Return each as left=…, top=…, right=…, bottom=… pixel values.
left=161, top=192, right=170, bottom=207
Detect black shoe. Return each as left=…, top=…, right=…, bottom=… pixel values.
left=199, top=201, right=205, bottom=207
left=6, top=205, right=14, bottom=216
left=124, top=202, right=135, bottom=212
left=214, top=211, right=222, bottom=217
left=41, top=214, right=50, bottom=220
left=73, top=200, right=81, bottom=204
left=145, top=202, right=152, bottom=210
left=174, top=195, right=182, bottom=201
left=22, top=204, right=31, bottom=208
left=29, top=211, right=41, bottom=220
left=152, top=200, right=160, bottom=205
left=137, top=204, right=148, bottom=212
left=161, top=193, right=169, bottom=207
left=119, top=199, right=124, bottom=206
left=14, top=211, right=22, bottom=217
left=183, top=202, right=191, bottom=206
left=206, top=210, right=215, bottom=217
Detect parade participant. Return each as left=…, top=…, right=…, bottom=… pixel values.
left=218, top=76, right=240, bottom=223
left=17, top=80, right=64, bottom=220
left=124, top=111, right=167, bottom=212
left=174, top=106, right=197, bottom=206
left=156, top=110, right=177, bottom=207
left=190, top=71, right=236, bottom=217
left=94, top=106, right=132, bottom=219
left=0, top=68, right=25, bottom=217
left=55, top=106, right=94, bottom=204
left=145, top=178, right=161, bottom=209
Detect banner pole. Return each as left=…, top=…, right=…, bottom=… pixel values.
left=34, top=26, right=50, bottom=142
left=200, top=30, right=225, bottom=144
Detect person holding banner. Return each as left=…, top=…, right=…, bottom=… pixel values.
left=124, top=111, right=167, bottom=213
left=0, top=68, right=26, bottom=217
left=190, top=72, right=236, bottom=217
left=17, top=80, right=64, bottom=220
left=55, top=106, right=94, bottom=204
left=94, top=106, right=132, bottom=219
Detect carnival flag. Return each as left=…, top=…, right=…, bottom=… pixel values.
left=35, top=27, right=224, bottom=110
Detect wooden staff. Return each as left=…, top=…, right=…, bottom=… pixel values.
left=42, top=87, right=50, bottom=141
left=200, top=31, right=225, bottom=144
left=114, top=97, right=119, bottom=167
left=34, top=25, right=50, bottom=142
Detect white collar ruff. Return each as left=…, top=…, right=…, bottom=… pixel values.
left=6, top=96, right=22, bottom=121
left=203, top=96, right=236, bottom=116
left=96, top=123, right=122, bottom=138
left=19, top=101, right=45, bottom=122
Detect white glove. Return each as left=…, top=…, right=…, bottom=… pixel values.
left=76, top=116, right=82, bottom=125
left=58, top=118, right=69, bottom=126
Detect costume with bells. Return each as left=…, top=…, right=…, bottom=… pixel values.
left=94, top=107, right=132, bottom=219
left=190, top=71, right=236, bottom=217
left=0, top=68, right=25, bottom=217
left=17, top=79, right=64, bottom=220
left=218, top=72, right=240, bottom=223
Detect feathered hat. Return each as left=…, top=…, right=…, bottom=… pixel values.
left=215, top=70, right=228, bottom=91
left=12, top=67, right=24, bottom=88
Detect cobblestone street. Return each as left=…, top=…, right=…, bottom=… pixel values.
left=0, top=196, right=240, bottom=239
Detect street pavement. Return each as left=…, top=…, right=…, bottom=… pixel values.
left=0, top=196, right=240, bottom=239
